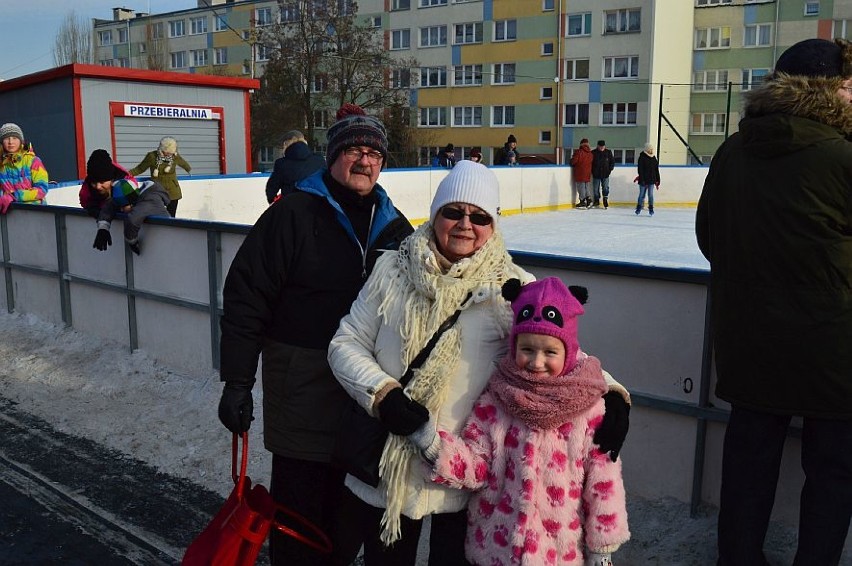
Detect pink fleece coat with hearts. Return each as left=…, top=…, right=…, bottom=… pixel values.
left=431, top=384, right=630, bottom=565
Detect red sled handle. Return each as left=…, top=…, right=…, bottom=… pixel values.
left=231, top=433, right=333, bottom=554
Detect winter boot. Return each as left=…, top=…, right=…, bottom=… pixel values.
left=592, top=200, right=600, bottom=208
left=635, top=206, right=641, bottom=215
left=603, top=197, right=609, bottom=209
left=649, top=205, right=654, bottom=216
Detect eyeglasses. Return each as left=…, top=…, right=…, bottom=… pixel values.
left=841, top=86, right=852, bottom=94
left=439, top=206, right=493, bottom=226
left=343, top=147, right=384, bottom=164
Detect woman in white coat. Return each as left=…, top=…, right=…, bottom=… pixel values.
left=327, top=161, right=629, bottom=566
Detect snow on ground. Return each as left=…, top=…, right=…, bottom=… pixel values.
left=1, top=208, right=847, bottom=564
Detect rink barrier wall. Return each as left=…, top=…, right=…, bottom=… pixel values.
left=0, top=179, right=813, bottom=532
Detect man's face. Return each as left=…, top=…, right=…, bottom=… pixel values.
left=329, top=145, right=382, bottom=196
left=838, top=78, right=852, bottom=104
left=91, top=179, right=113, bottom=197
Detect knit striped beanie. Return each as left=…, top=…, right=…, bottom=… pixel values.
left=326, top=103, right=388, bottom=167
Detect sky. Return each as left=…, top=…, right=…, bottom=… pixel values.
left=1, top=1, right=198, bottom=81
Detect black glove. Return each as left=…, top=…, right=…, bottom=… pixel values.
left=377, top=387, right=429, bottom=435
left=128, top=241, right=141, bottom=255
left=93, top=229, right=112, bottom=251
left=218, top=382, right=254, bottom=433
left=594, top=391, right=630, bottom=462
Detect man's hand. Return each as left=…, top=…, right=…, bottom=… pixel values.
left=594, top=391, right=630, bottom=462
left=93, top=229, right=112, bottom=251
left=218, top=383, right=254, bottom=433
left=378, top=388, right=429, bottom=435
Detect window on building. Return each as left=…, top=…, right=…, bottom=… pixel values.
left=420, top=25, right=447, bottom=47
left=391, top=29, right=411, bottom=49
left=420, top=107, right=448, bottom=126
left=310, top=75, right=328, bottom=93
left=392, top=0, right=410, bottom=10
left=492, top=106, right=515, bottom=126
left=539, top=131, right=552, bottom=143
left=99, top=30, right=113, bottom=46
left=139, top=43, right=147, bottom=53
left=612, top=149, right=636, bottom=164
left=564, top=103, right=589, bottom=126
left=192, top=49, right=208, bottom=66
left=540, top=86, right=553, bottom=99
left=369, top=16, right=382, bottom=27
left=565, top=58, right=590, bottom=80
left=242, top=30, right=251, bottom=40
left=693, top=69, right=729, bottom=91
left=541, top=42, right=554, bottom=56
left=169, top=20, right=186, bottom=38
left=151, top=22, right=164, bottom=39
left=281, top=4, right=300, bottom=21
left=214, top=47, right=228, bottom=65
left=493, top=63, right=516, bottom=84
left=454, top=64, right=483, bottom=86
left=741, top=68, right=769, bottom=90
left=695, top=26, right=731, bottom=49
left=170, top=51, right=187, bottom=69
left=452, top=106, right=483, bottom=126
left=603, top=56, right=639, bottom=79
left=494, top=19, right=517, bottom=41
left=256, top=44, right=270, bottom=62
left=242, top=62, right=251, bottom=75
left=691, top=112, right=727, bottom=134
left=255, top=7, right=273, bottom=26
left=454, top=22, right=483, bottom=44
left=260, top=146, right=275, bottom=164
left=191, top=17, right=208, bottom=35
left=567, top=13, right=592, bottom=36
left=744, top=23, right=771, bottom=47
left=117, top=58, right=130, bottom=67
left=696, top=0, right=732, bottom=5
left=601, top=102, right=638, bottom=125
left=420, top=0, right=447, bottom=6
left=420, top=66, right=447, bottom=87
left=604, top=8, right=640, bottom=34
left=314, top=110, right=330, bottom=129
left=688, top=154, right=713, bottom=165
left=833, top=19, right=851, bottom=39
left=804, top=1, right=819, bottom=15
left=99, top=59, right=116, bottom=67
left=118, top=28, right=128, bottom=44
left=392, top=68, right=411, bottom=88
left=215, top=16, right=227, bottom=31
left=542, top=0, right=554, bottom=11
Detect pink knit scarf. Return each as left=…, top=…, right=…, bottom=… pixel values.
left=489, top=354, right=608, bottom=429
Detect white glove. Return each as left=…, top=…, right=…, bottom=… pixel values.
left=585, top=553, right=612, bottom=566
left=408, top=416, right=438, bottom=459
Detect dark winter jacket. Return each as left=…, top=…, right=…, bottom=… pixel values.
left=696, top=72, right=852, bottom=419
left=591, top=148, right=615, bottom=179
left=219, top=168, right=413, bottom=459
left=264, top=141, right=326, bottom=203
left=438, top=152, right=456, bottom=169
left=636, top=151, right=660, bottom=186
left=494, top=143, right=521, bottom=165
left=570, top=143, right=593, bottom=182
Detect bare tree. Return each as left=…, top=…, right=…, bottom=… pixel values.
left=145, top=23, right=168, bottom=71
left=53, top=10, right=92, bottom=66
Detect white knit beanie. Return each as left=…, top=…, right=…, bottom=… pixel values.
left=429, top=160, right=501, bottom=224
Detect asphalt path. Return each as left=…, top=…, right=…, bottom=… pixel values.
left=0, top=396, right=237, bottom=565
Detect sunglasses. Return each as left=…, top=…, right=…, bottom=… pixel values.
left=439, top=206, right=493, bottom=226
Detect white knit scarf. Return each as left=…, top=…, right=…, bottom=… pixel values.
left=365, top=222, right=516, bottom=544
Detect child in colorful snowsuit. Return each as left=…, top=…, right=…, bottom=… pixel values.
left=79, top=149, right=170, bottom=255
left=411, top=277, right=630, bottom=566
left=0, top=123, right=49, bottom=214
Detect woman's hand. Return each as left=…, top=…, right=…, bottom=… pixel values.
left=378, top=388, right=429, bottom=435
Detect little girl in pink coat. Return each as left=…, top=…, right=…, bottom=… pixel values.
left=411, top=277, right=630, bottom=566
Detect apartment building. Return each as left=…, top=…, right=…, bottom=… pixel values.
left=91, top=0, right=852, bottom=167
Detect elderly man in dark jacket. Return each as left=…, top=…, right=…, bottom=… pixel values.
left=696, top=38, right=852, bottom=566
left=265, top=130, right=326, bottom=203
left=218, top=104, right=413, bottom=566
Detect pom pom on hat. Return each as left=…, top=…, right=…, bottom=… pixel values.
left=86, top=149, right=120, bottom=183
left=326, top=103, right=388, bottom=167
left=774, top=38, right=852, bottom=78
left=0, top=123, right=24, bottom=142
left=505, top=277, right=587, bottom=374
left=429, top=160, right=500, bottom=224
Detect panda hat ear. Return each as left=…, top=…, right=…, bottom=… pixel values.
left=501, top=278, right=522, bottom=302
left=568, top=285, right=589, bottom=305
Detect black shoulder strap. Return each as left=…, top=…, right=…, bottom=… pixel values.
left=399, top=291, right=473, bottom=386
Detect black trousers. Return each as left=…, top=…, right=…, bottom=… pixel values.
left=331, top=484, right=471, bottom=566
left=717, top=406, right=852, bottom=566
left=166, top=199, right=178, bottom=217
left=269, top=454, right=346, bottom=566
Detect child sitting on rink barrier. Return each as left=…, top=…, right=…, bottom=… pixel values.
left=79, top=149, right=170, bottom=255
left=411, top=277, right=630, bottom=566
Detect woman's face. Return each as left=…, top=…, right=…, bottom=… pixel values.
left=2, top=137, right=21, bottom=154
left=433, top=202, right=494, bottom=262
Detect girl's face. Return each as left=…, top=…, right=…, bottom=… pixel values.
left=2, top=137, right=21, bottom=154
left=515, top=332, right=566, bottom=378
left=432, top=202, right=494, bottom=262
left=90, top=179, right=113, bottom=197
